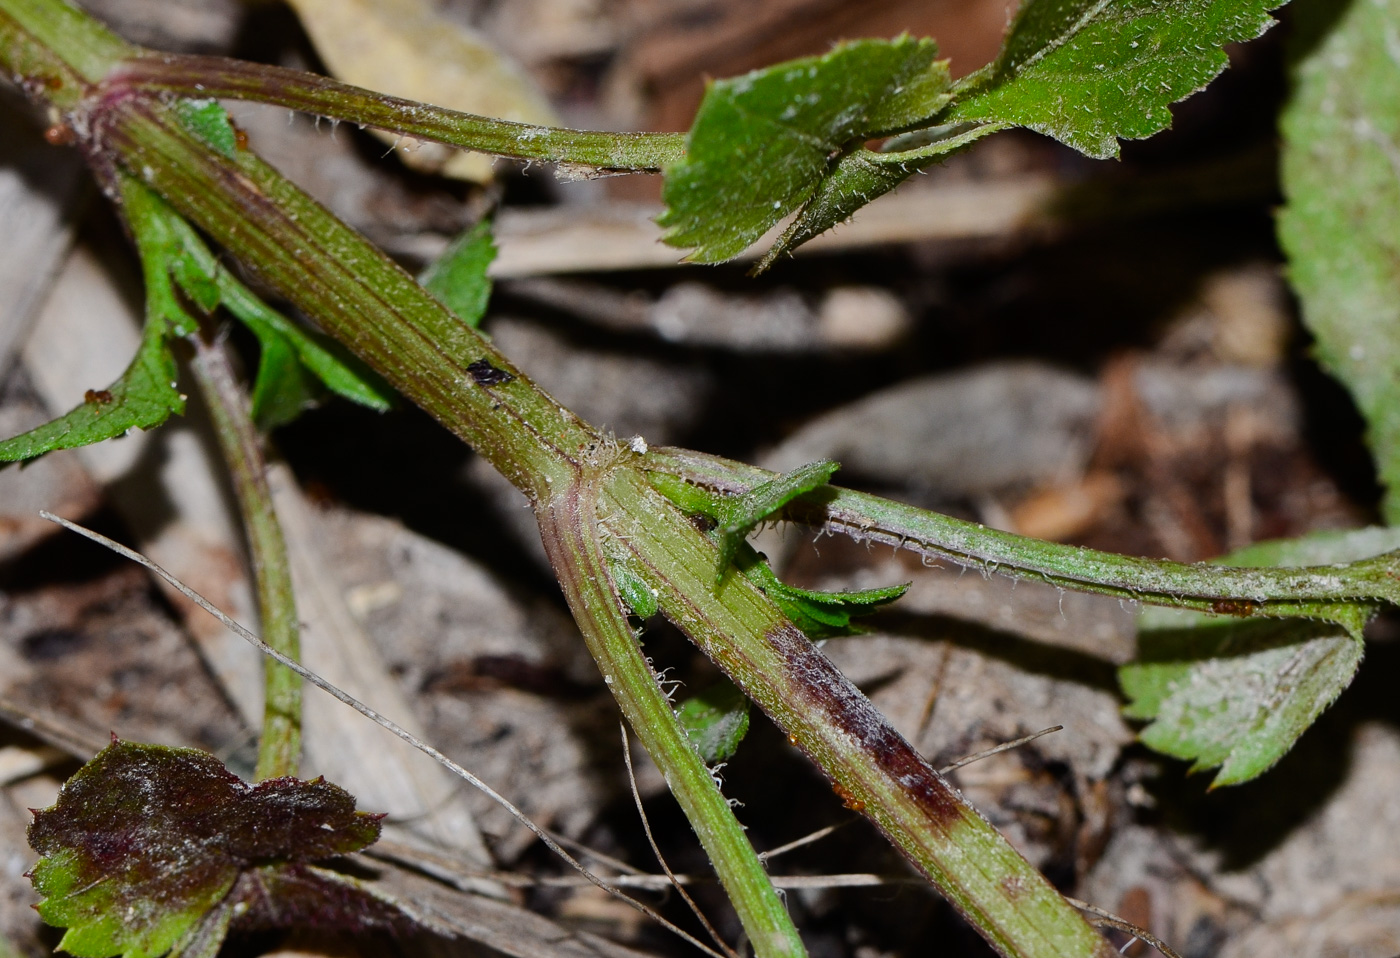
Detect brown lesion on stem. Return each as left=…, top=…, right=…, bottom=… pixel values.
left=760, top=623, right=965, bottom=828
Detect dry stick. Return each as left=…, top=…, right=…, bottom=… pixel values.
left=620, top=724, right=740, bottom=958
left=548, top=829, right=649, bottom=876
left=939, top=727, right=1064, bottom=775
left=39, top=511, right=729, bottom=958
left=1065, top=899, right=1183, bottom=958
left=495, top=873, right=922, bottom=890
left=757, top=824, right=844, bottom=863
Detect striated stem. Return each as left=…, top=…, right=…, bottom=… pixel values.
left=115, top=54, right=685, bottom=172
left=188, top=337, right=303, bottom=781
left=97, top=95, right=592, bottom=500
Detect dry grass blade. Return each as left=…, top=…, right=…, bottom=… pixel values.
left=939, top=726, right=1064, bottom=774
left=757, top=824, right=844, bottom=863
left=0, top=695, right=108, bottom=759
left=38, top=510, right=732, bottom=958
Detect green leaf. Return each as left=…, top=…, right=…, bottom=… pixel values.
left=217, top=274, right=395, bottom=425
left=659, top=37, right=952, bottom=262
left=714, top=460, right=839, bottom=581
left=1121, top=619, right=1360, bottom=786
left=0, top=316, right=184, bottom=463
left=944, top=0, right=1287, bottom=158
left=738, top=547, right=909, bottom=638
left=128, top=178, right=395, bottom=422
left=175, top=98, right=238, bottom=158
left=420, top=218, right=496, bottom=328
left=611, top=555, right=659, bottom=618
left=755, top=122, right=1002, bottom=271
left=247, top=325, right=322, bottom=430
left=27, top=739, right=386, bottom=958
left=1122, top=527, right=1400, bottom=785
left=676, top=679, right=751, bottom=763
left=1279, top=0, right=1400, bottom=522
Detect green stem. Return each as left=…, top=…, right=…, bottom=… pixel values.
left=539, top=478, right=807, bottom=958
left=13, top=23, right=800, bottom=955
left=100, top=95, right=590, bottom=500
left=599, top=468, right=1115, bottom=958
left=647, top=448, right=1400, bottom=620
left=115, top=54, right=686, bottom=172
left=187, top=336, right=303, bottom=781
left=0, top=0, right=130, bottom=94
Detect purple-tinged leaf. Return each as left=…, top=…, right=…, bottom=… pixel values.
left=27, top=739, right=387, bottom=958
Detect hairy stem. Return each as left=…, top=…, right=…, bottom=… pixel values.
left=647, top=448, right=1400, bottom=619
left=539, top=478, right=807, bottom=958
left=116, top=54, right=685, bottom=172
left=599, top=468, right=1116, bottom=958
left=188, top=337, right=303, bottom=780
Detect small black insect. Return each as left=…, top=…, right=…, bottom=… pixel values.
left=466, top=359, right=514, bottom=386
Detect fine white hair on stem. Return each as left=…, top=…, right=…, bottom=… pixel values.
left=40, top=511, right=729, bottom=958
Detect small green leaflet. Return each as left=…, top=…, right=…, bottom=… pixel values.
left=143, top=176, right=394, bottom=426
left=213, top=269, right=395, bottom=428
left=0, top=316, right=184, bottom=464
left=612, top=555, right=659, bottom=618
left=0, top=177, right=196, bottom=464
left=646, top=464, right=906, bottom=633
left=713, top=460, right=839, bottom=582
left=420, top=218, right=496, bottom=329
left=659, top=37, right=952, bottom=263
left=1121, top=526, right=1400, bottom=786
left=175, top=98, right=238, bottom=158
left=944, top=0, right=1288, bottom=158
left=27, top=740, right=397, bottom=958
left=0, top=172, right=394, bottom=460
left=1278, top=0, right=1400, bottom=522
left=738, top=546, right=908, bottom=639
left=676, top=679, right=751, bottom=763
left=755, top=122, right=1002, bottom=271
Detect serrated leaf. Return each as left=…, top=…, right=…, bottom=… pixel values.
left=1121, top=620, right=1360, bottom=786
left=1123, top=527, right=1400, bottom=785
left=755, top=122, right=1002, bottom=271
left=676, top=679, right=751, bottom=763
left=1279, top=0, right=1400, bottom=521
left=659, top=37, right=952, bottom=263
left=945, top=0, right=1287, bottom=158
left=27, top=740, right=386, bottom=958
left=420, top=218, right=496, bottom=328
left=0, top=317, right=184, bottom=463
